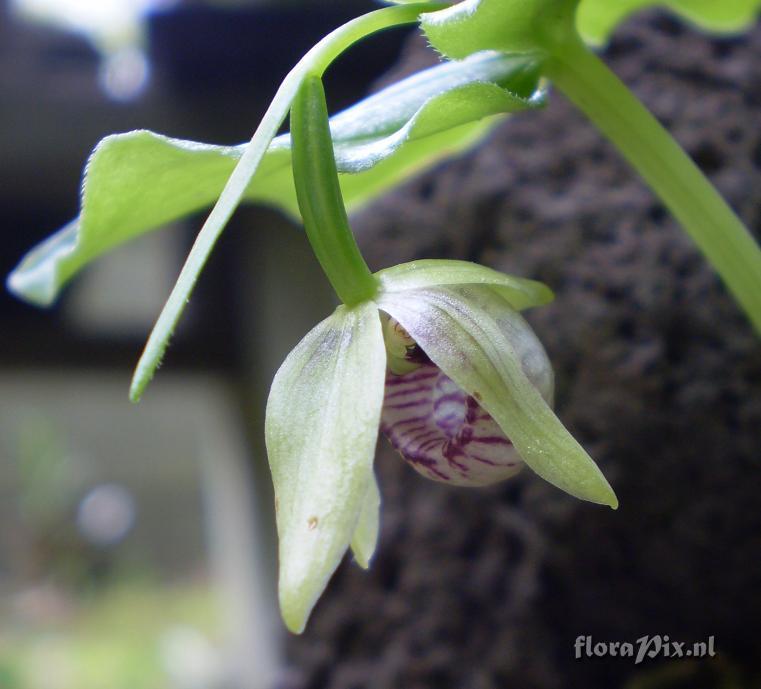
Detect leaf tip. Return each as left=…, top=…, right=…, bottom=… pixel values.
left=281, top=605, right=308, bottom=635
left=535, top=281, right=555, bottom=306
left=128, top=383, right=143, bottom=404
left=6, top=259, right=56, bottom=308
left=278, top=575, right=317, bottom=635
left=352, top=551, right=371, bottom=570
left=129, top=355, right=156, bottom=403
left=590, top=479, right=618, bottom=510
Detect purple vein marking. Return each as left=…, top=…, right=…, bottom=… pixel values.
left=469, top=435, right=512, bottom=445
left=385, top=370, right=438, bottom=386
left=386, top=398, right=429, bottom=410
left=384, top=385, right=430, bottom=400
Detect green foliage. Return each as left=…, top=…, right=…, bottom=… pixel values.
left=577, top=0, right=761, bottom=45
left=0, top=583, right=218, bottom=689
left=421, top=0, right=761, bottom=336
left=7, top=52, right=542, bottom=310
left=421, top=0, right=579, bottom=58
left=421, top=0, right=761, bottom=58
left=410, top=0, right=761, bottom=53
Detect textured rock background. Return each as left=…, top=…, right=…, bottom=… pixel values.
left=281, top=12, right=761, bottom=689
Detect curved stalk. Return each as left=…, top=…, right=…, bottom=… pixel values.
left=291, top=77, right=377, bottom=305
left=544, top=35, right=761, bottom=335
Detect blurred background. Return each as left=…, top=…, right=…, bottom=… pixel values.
left=0, top=1, right=413, bottom=687
left=3, top=1, right=761, bottom=689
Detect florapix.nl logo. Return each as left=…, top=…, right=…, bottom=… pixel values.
left=574, top=635, right=716, bottom=665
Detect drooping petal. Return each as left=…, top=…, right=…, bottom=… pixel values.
left=265, top=301, right=386, bottom=633
left=350, top=472, right=381, bottom=569
left=378, top=285, right=618, bottom=508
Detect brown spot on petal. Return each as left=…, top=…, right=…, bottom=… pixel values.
left=473, top=391, right=483, bottom=402
left=307, top=516, right=318, bottom=531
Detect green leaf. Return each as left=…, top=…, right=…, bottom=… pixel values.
left=7, top=52, right=541, bottom=313
left=334, top=80, right=541, bottom=172
left=377, top=285, right=618, bottom=508
left=376, top=259, right=554, bottom=310
left=350, top=473, right=381, bottom=569
left=421, top=0, right=579, bottom=58
left=7, top=137, right=251, bottom=308
left=338, top=116, right=497, bottom=212
left=128, top=76, right=301, bottom=402
left=329, top=50, right=543, bottom=151
left=577, top=0, right=761, bottom=46
left=420, top=0, right=761, bottom=55
left=264, top=301, right=386, bottom=633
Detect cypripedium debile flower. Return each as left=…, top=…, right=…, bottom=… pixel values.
left=266, top=76, right=617, bottom=633
left=9, top=0, right=761, bottom=641
left=266, top=262, right=618, bottom=633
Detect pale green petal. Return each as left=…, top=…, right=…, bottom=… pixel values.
left=377, top=286, right=618, bottom=508
left=376, top=259, right=553, bottom=310
left=350, top=473, right=381, bottom=569
left=265, top=301, right=386, bottom=633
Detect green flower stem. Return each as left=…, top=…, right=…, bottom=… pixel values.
left=303, top=3, right=445, bottom=77
left=544, top=35, right=761, bottom=335
left=291, top=76, right=377, bottom=305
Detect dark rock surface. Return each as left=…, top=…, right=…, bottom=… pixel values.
left=283, top=12, right=761, bottom=689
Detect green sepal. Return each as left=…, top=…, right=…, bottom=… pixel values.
left=377, top=285, right=618, bottom=509
left=265, top=301, right=386, bottom=633
left=376, top=259, right=554, bottom=311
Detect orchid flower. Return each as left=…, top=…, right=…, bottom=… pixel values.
left=265, top=76, right=616, bottom=633
left=8, top=0, right=761, bottom=639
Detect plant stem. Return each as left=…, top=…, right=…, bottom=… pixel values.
left=130, top=3, right=443, bottom=400
left=291, top=77, right=377, bottom=306
left=544, top=35, right=761, bottom=335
